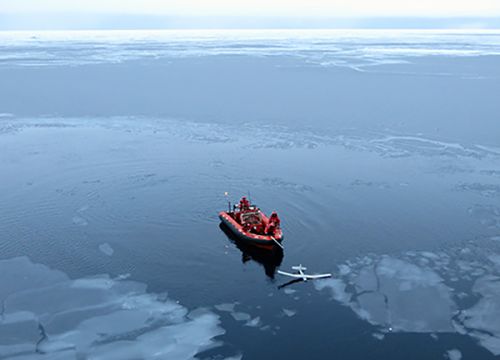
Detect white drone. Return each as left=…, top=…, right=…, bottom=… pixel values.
left=277, top=264, right=332, bottom=281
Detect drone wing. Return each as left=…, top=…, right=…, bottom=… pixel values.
left=277, top=270, right=303, bottom=278
left=301, top=273, right=332, bottom=279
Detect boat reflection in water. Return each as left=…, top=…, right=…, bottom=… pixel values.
left=219, top=223, right=284, bottom=279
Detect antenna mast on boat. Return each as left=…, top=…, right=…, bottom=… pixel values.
left=224, top=192, right=231, bottom=213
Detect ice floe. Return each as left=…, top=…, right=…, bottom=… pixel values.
left=316, top=247, right=500, bottom=355
left=245, top=317, right=262, bottom=328
left=230, top=312, right=251, bottom=322
left=456, top=183, right=500, bottom=197
left=445, top=349, right=462, bottom=360
left=98, top=243, right=114, bottom=256
left=2, top=30, right=500, bottom=69
left=71, top=216, right=88, bottom=226
left=468, top=205, right=500, bottom=229
left=0, top=257, right=225, bottom=359
left=458, top=275, right=500, bottom=355
left=283, top=288, right=297, bottom=295
left=214, top=303, right=237, bottom=313
left=282, top=309, right=297, bottom=317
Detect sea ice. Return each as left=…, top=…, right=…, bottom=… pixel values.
left=0, top=257, right=225, bottom=359
left=314, top=278, right=350, bottom=303
left=317, top=255, right=456, bottom=332
left=245, top=317, right=262, bottom=327
left=459, top=275, right=500, bottom=355
left=72, top=216, right=88, bottom=226
left=98, top=243, right=114, bottom=256
left=282, top=309, right=297, bottom=317
left=468, top=205, right=500, bottom=229
left=230, top=312, right=251, bottom=322
left=445, top=349, right=462, bottom=360
left=214, top=303, right=237, bottom=312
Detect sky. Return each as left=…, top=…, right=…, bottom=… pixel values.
left=1, top=0, right=500, bottom=29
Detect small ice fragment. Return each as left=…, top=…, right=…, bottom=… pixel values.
left=282, top=309, right=296, bottom=317
left=373, top=333, right=385, bottom=340
left=338, top=264, right=352, bottom=276
left=224, top=355, right=243, bottom=360
left=114, top=273, right=130, bottom=281
left=99, top=243, right=114, bottom=256
left=245, top=317, right=262, bottom=327
left=72, top=216, right=88, bottom=226
left=284, top=288, right=296, bottom=295
left=421, top=251, right=440, bottom=260
left=446, top=349, right=462, bottom=360
left=231, top=312, right=251, bottom=321
left=214, top=303, right=236, bottom=312
left=488, top=255, right=500, bottom=268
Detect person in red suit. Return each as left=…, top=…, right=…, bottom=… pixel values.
left=265, top=211, right=280, bottom=235
left=239, top=196, right=250, bottom=211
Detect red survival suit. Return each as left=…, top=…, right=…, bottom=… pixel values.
left=239, top=196, right=250, bottom=211
left=265, top=211, right=281, bottom=235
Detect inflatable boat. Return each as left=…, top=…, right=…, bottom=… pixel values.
left=219, top=205, right=283, bottom=248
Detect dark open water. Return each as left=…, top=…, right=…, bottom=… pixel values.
left=1, top=30, right=500, bottom=359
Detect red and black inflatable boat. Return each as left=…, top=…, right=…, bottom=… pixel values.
left=219, top=206, right=283, bottom=248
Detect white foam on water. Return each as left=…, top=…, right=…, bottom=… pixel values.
left=0, top=257, right=226, bottom=359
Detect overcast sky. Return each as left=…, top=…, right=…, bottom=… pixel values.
left=1, top=0, right=500, bottom=29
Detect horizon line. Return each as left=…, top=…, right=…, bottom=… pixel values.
left=2, top=27, right=500, bottom=32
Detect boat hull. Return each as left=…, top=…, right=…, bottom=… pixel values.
left=219, top=211, right=283, bottom=247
